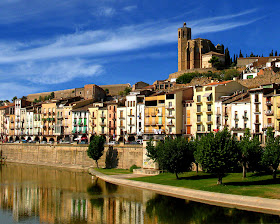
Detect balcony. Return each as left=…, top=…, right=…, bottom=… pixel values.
left=254, top=110, right=261, bottom=114
left=265, top=110, right=274, bottom=116
left=266, top=101, right=273, bottom=106
left=151, top=113, right=156, bottom=117
left=100, top=122, right=106, bottom=126
left=254, top=99, right=260, bottom=104
left=263, top=124, right=274, bottom=129
left=156, top=123, right=163, bottom=126
left=92, top=124, right=96, bottom=127
left=100, top=114, right=106, bottom=118
left=216, top=112, right=221, bottom=116
left=119, top=117, right=125, bottom=120
left=234, top=117, right=239, bottom=121
left=167, top=106, right=175, bottom=110
left=128, top=123, right=135, bottom=126
left=206, top=110, right=213, bottom=114
left=167, top=114, right=175, bottom=118
left=206, top=121, right=213, bottom=124
left=157, top=113, right=162, bottom=117
left=254, top=121, right=261, bottom=124
left=196, top=111, right=202, bottom=114
left=196, top=101, right=202, bottom=105
left=167, top=122, right=175, bottom=126
left=242, top=116, right=249, bottom=120
left=231, top=127, right=246, bottom=131
left=128, top=114, right=135, bottom=117
left=145, top=113, right=150, bottom=117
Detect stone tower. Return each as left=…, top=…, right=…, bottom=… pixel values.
left=178, top=22, right=191, bottom=71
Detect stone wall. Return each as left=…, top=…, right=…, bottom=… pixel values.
left=0, top=143, right=143, bottom=169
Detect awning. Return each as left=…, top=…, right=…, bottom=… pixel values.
left=203, top=93, right=212, bottom=97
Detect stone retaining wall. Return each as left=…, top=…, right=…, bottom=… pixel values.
left=0, top=143, right=143, bottom=169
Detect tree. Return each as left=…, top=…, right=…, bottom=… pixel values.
left=262, top=127, right=280, bottom=179
left=223, top=69, right=240, bottom=80
left=269, top=50, right=274, bottom=56
left=39, top=96, right=42, bottom=102
left=208, top=56, right=221, bottom=69
left=239, top=50, right=243, bottom=58
left=34, top=98, right=38, bottom=103
left=87, top=135, right=106, bottom=168
left=124, top=87, right=132, bottom=96
left=146, top=137, right=194, bottom=179
left=239, top=128, right=262, bottom=178
left=195, top=129, right=239, bottom=184
left=224, top=48, right=230, bottom=68
left=12, top=96, right=17, bottom=102
left=275, top=51, right=278, bottom=56
left=104, top=88, right=109, bottom=94
left=50, top=92, right=55, bottom=99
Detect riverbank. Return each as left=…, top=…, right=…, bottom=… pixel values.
left=89, top=168, right=280, bottom=215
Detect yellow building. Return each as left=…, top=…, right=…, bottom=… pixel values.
left=144, top=93, right=166, bottom=140
left=41, top=101, right=57, bottom=142
left=193, top=81, right=247, bottom=136
left=165, top=88, right=193, bottom=135
left=88, top=102, right=108, bottom=139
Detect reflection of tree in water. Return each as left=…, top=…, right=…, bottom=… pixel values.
left=87, top=178, right=104, bottom=208
left=105, top=181, right=118, bottom=194
left=146, top=195, right=280, bottom=224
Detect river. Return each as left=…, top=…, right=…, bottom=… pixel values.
left=0, top=163, right=279, bottom=224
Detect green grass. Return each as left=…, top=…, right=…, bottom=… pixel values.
left=95, top=168, right=131, bottom=175
left=130, top=172, right=280, bottom=199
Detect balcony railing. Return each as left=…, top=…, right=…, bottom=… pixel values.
left=167, top=122, right=174, bottom=126
left=242, top=116, right=248, bottom=120
left=266, top=101, right=273, bottom=106
left=100, top=122, right=106, bottom=126
left=119, top=117, right=125, bottom=120
left=265, top=110, right=274, bottom=116
left=263, top=124, right=274, bottom=129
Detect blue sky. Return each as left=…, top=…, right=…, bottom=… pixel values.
left=0, top=0, right=279, bottom=101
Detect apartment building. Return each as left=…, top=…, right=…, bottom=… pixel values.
left=72, top=105, right=90, bottom=141
left=41, top=102, right=57, bottom=142
left=116, top=106, right=127, bottom=142
left=106, top=101, right=118, bottom=140
left=193, top=81, right=247, bottom=136
left=165, top=88, right=193, bottom=135
left=222, top=93, right=251, bottom=140
left=183, top=100, right=194, bottom=138
left=144, top=92, right=166, bottom=140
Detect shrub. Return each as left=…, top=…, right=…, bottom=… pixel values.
left=130, top=164, right=140, bottom=172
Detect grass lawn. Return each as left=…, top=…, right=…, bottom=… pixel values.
left=130, top=172, right=280, bottom=199
left=95, top=168, right=131, bottom=175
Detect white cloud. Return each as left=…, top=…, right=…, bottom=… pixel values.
left=0, top=60, right=103, bottom=85
left=97, top=7, right=115, bottom=17
left=0, top=10, right=259, bottom=64
left=0, top=82, right=41, bottom=101
left=123, top=5, right=137, bottom=12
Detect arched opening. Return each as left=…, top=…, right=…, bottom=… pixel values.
left=35, top=136, right=40, bottom=142
left=42, top=137, right=47, bottom=142
left=128, top=136, right=135, bottom=142
left=15, top=136, right=19, bottom=141
left=65, top=136, right=70, bottom=142
left=57, top=136, right=63, bottom=143
left=49, top=137, right=55, bottom=142
left=27, top=137, right=31, bottom=141
left=9, top=137, right=14, bottom=142
left=178, top=31, right=181, bottom=38
left=21, top=136, right=25, bottom=140
left=118, top=136, right=124, bottom=142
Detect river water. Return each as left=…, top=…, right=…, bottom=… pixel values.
left=0, top=163, right=279, bottom=224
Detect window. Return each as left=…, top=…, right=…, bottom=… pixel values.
left=197, top=105, right=201, bottom=112
left=169, top=127, right=172, bottom=133
left=168, top=102, right=172, bottom=107
left=197, top=125, right=201, bottom=131
left=244, top=111, right=247, bottom=118
left=255, top=94, right=259, bottom=102
left=208, top=124, right=211, bottom=132
left=133, top=101, right=135, bottom=107
left=207, top=104, right=211, bottom=112
left=235, top=122, right=238, bottom=128
left=207, top=114, right=211, bottom=122
left=169, top=110, right=172, bottom=116
left=244, top=122, right=247, bottom=128
left=197, top=115, right=201, bottom=122
left=235, top=111, right=238, bottom=119
left=197, top=95, right=201, bottom=102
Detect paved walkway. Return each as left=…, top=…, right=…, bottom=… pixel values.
left=89, top=168, right=280, bottom=216
left=108, top=173, right=149, bottom=179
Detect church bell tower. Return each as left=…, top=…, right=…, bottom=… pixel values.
left=178, top=22, right=191, bottom=71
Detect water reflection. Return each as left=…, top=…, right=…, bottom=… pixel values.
left=0, top=163, right=279, bottom=224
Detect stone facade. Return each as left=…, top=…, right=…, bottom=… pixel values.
left=178, top=22, right=224, bottom=71
left=0, top=143, right=143, bottom=169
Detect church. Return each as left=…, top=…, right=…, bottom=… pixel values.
left=178, top=22, right=225, bottom=71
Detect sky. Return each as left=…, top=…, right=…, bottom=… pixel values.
left=0, top=0, right=279, bottom=101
